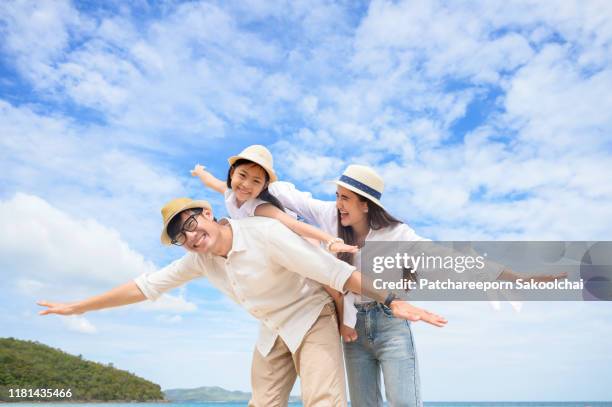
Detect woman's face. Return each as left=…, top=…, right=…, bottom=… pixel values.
left=335, top=185, right=369, bottom=227
left=230, top=163, right=268, bottom=202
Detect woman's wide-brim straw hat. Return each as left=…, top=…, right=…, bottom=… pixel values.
left=332, top=164, right=385, bottom=210
left=160, top=197, right=212, bottom=245
left=227, top=144, right=278, bottom=182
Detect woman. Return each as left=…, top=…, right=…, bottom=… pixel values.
left=269, top=164, right=426, bottom=407
left=269, top=164, right=566, bottom=406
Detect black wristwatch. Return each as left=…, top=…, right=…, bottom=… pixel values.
left=383, top=292, right=397, bottom=308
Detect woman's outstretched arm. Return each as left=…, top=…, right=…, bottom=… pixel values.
left=255, top=203, right=357, bottom=253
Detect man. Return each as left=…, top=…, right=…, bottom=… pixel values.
left=38, top=197, right=447, bottom=406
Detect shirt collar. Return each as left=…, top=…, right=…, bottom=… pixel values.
left=221, top=217, right=247, bottom=255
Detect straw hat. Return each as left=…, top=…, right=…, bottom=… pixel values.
left=333, top=165, right=385, bottom=209
left=160, top=197, right=212, bottom=245
left=227, top=145, right=278, bottom=182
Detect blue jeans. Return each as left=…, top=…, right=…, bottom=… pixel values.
left=343, top=302, right=421, bottom=407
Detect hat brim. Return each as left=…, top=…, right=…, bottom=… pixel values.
left=160, top=200, right=212, bottom=245
left=228, top=154, right=278, bottom=182
left=330, top=180, right=385, bottom=210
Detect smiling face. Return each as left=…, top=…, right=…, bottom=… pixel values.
left=335, top=185, right=369, bottom=228
left=229, top=162, right=268, bottom=203
left=177, top=208, right=220, bottom=254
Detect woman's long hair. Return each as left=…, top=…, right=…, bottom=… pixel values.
left=337, top=196, right=417, bottom=286
left=226, top=158, right=285, bottom=212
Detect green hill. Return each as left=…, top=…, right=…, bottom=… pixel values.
left=0, top=337, right=164, bottom=402
left=164, top=386, right=301, bottom=403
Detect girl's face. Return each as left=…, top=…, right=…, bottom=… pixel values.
left=335, top=186, right=369, bottom=227
left=230, top=163, right=268, bottom=202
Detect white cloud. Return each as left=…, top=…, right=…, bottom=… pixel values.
left=0, top=193, right=197, bottom=313
left=155, top=314, right=183, bottom=324
left=0, top=0, right=298, bottom=138
left=271, top=0, right=612, bottom=241
left=0, top=99, right=187, bottom=259
left=0, top=0, right=91, bottom=86
left=62, top=315, right=98, bottom=334
left=140, top=293, right=198, bottom=314
left=0, top=193, right=153, bottom=284
left=14, top=278, right=45, bottom=297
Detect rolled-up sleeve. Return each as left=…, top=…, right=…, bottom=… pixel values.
left=266, top=220, right=355, bottom=292
left=134, top=253, right=206, bottom=300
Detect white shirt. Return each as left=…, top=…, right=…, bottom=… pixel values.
left=134, top=217, right=355, bottom=356
left=269, top=181, right=426, bottom=328
left=224, top=189, right=266, bottom=219
left=225, top=188, right=299, bottom=220
left=269, top=182, right=505, bottom=324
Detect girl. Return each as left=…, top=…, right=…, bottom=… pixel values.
left=191, top=144, right=359, bottom=341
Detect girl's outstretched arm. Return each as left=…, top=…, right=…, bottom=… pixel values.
left=191, top=164, right=227, bottom=195
left=255, top=203, right=358, bottom=254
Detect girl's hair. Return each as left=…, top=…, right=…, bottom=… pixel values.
left=337, top=196, right=417, bottom=287
left=226, top=158, right=285, bottom=212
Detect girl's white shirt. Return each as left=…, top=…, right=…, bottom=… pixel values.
left=224, top=189, right=267, bottom=219
left=269, top=181, right=429, bottom=328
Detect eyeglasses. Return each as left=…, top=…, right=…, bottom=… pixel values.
left=171, top=213, right=200, bottom=246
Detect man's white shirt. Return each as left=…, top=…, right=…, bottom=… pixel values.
left=135, top=216, right=355, bottom=356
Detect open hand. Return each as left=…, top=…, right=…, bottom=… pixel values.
left=37, top=301, right=82, bottom=316
left=190, top=164, right=208, bottom=178
left=390, top=301, right=447, bottom=327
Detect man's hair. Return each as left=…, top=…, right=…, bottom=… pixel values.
left=167, top=208, right=204, bottom=242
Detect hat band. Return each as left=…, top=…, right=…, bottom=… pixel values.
left=339, top=175, right=382, bottom=200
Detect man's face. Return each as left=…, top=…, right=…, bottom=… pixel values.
left=178, top=209, right=219, bottom=253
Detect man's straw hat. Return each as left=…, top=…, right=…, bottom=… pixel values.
left=160, top=197, right=212, bottom=245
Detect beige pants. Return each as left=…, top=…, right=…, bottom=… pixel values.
left=248, top=302, right=347, bottom=407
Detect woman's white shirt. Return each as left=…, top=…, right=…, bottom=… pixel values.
left=269, top=181, right=429, bottom=328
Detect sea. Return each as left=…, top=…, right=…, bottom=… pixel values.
left=8, top=403, right=612, bottom=407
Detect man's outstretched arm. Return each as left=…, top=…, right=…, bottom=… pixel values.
left=38, top=281, right=146, bottom=316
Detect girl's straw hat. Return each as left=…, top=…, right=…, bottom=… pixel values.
left=160, top=197, right=212, bottom=245
left=228, top=145, right=278, bottom=182
left=333, top=165, right=385, bottom=209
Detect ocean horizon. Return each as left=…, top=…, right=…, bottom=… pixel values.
left=7, top=402, right=612, bottom=406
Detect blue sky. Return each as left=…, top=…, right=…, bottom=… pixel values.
left=1, top=0, right=612, bottom=401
